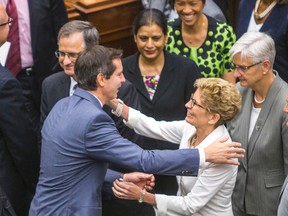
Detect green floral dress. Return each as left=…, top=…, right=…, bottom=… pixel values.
left=165, top=16, right=236, bottom=78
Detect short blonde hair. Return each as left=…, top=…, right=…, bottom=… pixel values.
left=194, top=78, right=242, bottom=126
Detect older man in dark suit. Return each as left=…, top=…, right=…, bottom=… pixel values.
left=40, top=20, right=141, bottom=143
left=0, top=4, right=39, bottom=216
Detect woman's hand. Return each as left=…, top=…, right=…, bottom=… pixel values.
left=112, top=179, right=142, bottom=200
left=107, top=98, right=119, bottom=110
left=123, top=172, right=155, bottom=190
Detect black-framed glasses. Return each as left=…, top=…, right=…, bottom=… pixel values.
left=190, top=94, right=209, bottom=112
left=0, top=17, right=13, bottom=27
left=55, top=50, right=80, bottom=61
left=230, top=61, right=262, bottom=73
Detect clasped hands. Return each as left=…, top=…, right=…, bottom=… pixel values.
left=112, top=172, right=154, bottom=201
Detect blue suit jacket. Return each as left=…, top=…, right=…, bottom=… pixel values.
left=40, top=71, right=141, bottom=143
left=237, top=0, right=288, bottom=82
left=30, top=88, right=200, bottom=216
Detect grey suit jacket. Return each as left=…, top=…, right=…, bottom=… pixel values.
left=29, top=88, right=200, bottom=216
left=227, top=72, right=288, bottom=215
left=278, top=176, right=288, bottom=216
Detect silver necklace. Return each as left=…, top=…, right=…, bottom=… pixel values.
left=254, top=0, right=278, bottom=20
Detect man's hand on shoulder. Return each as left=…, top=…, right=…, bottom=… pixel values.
left=204, top=137, right=245, bottom=165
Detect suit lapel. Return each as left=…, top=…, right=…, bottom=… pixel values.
left=125, top=54, right=153, bottom=101
left=239, top=88, right=253, bottom=169
left=58, top=73, right=71, bottom=98
left=151, top=52, right=175, bottom=103
left=247, top=74, right=283, bottom=160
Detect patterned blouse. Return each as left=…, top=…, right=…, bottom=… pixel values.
left=143, top=75, right=160, bottom=100
left=165, top=16, right=236, bottom=78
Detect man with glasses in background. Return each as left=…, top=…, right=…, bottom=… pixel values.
left=0, top=4, right=39, bottom=216
left=40, top=20, right=141, bottom=143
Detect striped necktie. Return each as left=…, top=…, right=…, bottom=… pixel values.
left=5, top=0, right=22, bottom=76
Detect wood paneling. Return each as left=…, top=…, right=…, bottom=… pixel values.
left=64, top=0, right=143, bottom=57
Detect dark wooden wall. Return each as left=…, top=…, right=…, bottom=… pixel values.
left=64, top=0, right=240, bottom=56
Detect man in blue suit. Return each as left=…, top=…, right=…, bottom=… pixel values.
left=29, top=45, right=244, bottom=216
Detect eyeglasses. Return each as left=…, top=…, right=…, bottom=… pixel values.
left=190, top=94, right=210, bottom=112
left=230, top=61, right=262, bottom=73
left=0, top=17, right=13, bottom=27
left=55, top=50, right=80, bottom=61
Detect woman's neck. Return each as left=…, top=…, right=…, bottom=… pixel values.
left=252, top=70, right=275, bottom=107
left=192, top=126, right=216, bottom=147
left=138, top=52, right=165, bottom=76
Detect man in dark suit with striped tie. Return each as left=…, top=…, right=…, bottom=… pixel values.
left=1, top=0, right=68, bottom=141
left=0, top=4, right=39, bottom=216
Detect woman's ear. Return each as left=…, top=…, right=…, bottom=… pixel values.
left=262, top=59, right=271, bottom=74
left=208, top=113, right=220, bottom=125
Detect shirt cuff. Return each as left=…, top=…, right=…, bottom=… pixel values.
left=198, top=148, right=206, bottom=169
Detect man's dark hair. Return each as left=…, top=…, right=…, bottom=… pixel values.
left=75, top=45, right=122, bottom=91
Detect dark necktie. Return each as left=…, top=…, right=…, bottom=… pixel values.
left=5, top=0, right=22, bottom=76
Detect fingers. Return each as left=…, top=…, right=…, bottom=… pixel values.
left=227, top=141, right=242, bottom=148
left=112, top=180, right=130, bottom=199
left=218, top=136, right=229, bottom=143
left=220, top=159, right=240, bottom=166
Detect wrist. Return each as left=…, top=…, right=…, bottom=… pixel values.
left=111, top=98, right=124, bottom=117
left=138, top=189, right=146, bottom=203
left=121, top=173, right=126, bottom=182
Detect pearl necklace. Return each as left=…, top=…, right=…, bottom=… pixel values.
left=254, top=94, right=265, bottom=104
left=254, top=0, right=278, bottom=20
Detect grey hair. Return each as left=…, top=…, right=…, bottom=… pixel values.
left=57, top=20, right=99, bottom=48
left=229, top=32, right=275, bottom=68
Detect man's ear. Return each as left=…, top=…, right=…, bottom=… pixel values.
left=96, top=73, right=105, bottom=87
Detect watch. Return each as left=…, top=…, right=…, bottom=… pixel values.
left=138, top=189, right=146, bottom=203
